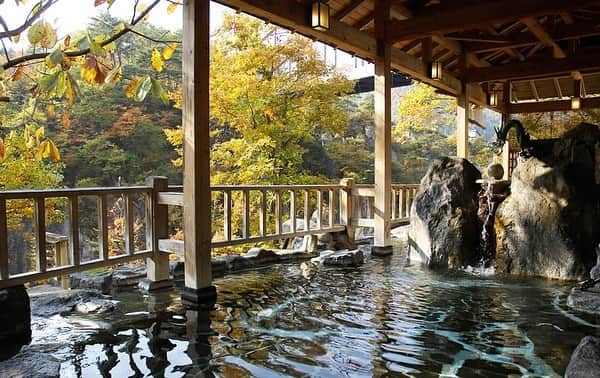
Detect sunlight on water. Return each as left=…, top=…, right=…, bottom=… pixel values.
left=25, top=240, right=600, bottom=377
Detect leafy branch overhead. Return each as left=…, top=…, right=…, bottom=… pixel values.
left=0, top=0, right=181, bottom=127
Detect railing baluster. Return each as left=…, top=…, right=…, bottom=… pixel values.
left=304, top=190, right=310, bottom=231
left=391, top=188, right=397, bottom=220
left=69, top=196, right=80, bottom=267
left=125, top=193, right=135, bottom=255
left=260, top=189, right=267, bottom=237
left=405, top=188, right=411, bottom=218
left=317, top=190, right=323, bottom=230
left=224, top=190, right=231, bottom=241
left=328, top=189, right=334, bottom=227
left=0, top=199, right=9, bottom=280
left=243, top=190, right=250, bottom=239
left=275, top=190, right=282, bottom=235
left=98, top=195, right=109, bottom=261
left=399, top=188, right=405, bottom=218
left=290, top=190, right=296, bottom=233
left=34, top=197, right=47, bottom=273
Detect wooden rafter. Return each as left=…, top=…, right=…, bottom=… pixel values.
left=529, top=80, right=539, bottom=100
left=521, top=17, right=566, bottom=58
left=387, top=0, right=599, bottom=42
left=553, top=77, right=563, bottom=98
left=465, top=20, right=600, bottom=53
left=467, top=52, right=600, bottom=82
left=510, top=96, right=600, bottom=113
left=334, top=0, right=366, bottom=21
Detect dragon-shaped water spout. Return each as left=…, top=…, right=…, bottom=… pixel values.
left=491, top=119, right=532, bottom=157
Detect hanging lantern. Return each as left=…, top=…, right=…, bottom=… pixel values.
left=431, top=61, right=443, bottom=80
left=489, top=90, right=499, bottom=107
left=311, top=1, right=330, bottom=31
left=571, top=97, right=581, bottom=110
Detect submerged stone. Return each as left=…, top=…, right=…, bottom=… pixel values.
left=565, top=336, right=600, bottom=378
left=408, top=157, right=482, bottom=269
left=29, top=286, right=114, bottom=317
left=312, top=249, right=364, bottom=267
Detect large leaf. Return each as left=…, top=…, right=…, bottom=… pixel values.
left=27, top=21, right=57, bottom=49
left=45, top=47, right=64, bottom=68
left=162, top=42, right=177, bottom=60
left=125, top=77, right=140, bottom=99
left=134, top=75, right=152, bottom=102
left=151, top=48, right=164, bottom=72
left=167, top=2, right=178, bottom=14
left=150, top=78, right=169, bottom=105
left=105, top=65, right=122, bottom=84
left=40, top=70, right=61, bottom=91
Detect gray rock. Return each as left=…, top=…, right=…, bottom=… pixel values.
left=0, top=346, right=61, bottom=378
left=69, top=271, right=112, bottom=294
left=211, top=258, right=227, bottom=277
left=565, top=336, right=600, bottom=378
left=29, top=287, right=113, bottom=317
left=591, top=245, right=600, bottom=280
left=567, top=287, right=600, bottom=315
left=408, top=157, right=482, bottom=269
left=0, top=285, right=30, bottom=359
left=495, top=123, right=600, bottom=280
left=111, top=265, right=147, bottom=288
left=312, top=249, right=364, bottom=267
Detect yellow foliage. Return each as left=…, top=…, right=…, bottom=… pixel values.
left=162, top=42, right=177, bottom=60
left=151, top=48, right=164, bottom=72
left=125, top=78, right=140, bottom=98
left=166, top=2, right=178, bottom=14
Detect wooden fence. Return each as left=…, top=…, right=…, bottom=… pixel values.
left=0, top=178, right=419, bottom=289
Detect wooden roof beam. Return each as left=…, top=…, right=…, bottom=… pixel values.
left=432, top=35, right=490, bottom=68
left=466, top=52, right=600, bottom=82
left=465, top=20, right=600, bottom=53
left=521, top=17, right=566, bottom=58
left=334, top=0, right=366, bottom=21
left=553, top=78, right=563, bottom=98
left=387, top=0, right=600, bottom=42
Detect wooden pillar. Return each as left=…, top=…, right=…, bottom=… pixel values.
left=501, top=82, right=511, bottom=179
left=181, top=0, right=216, bottom=304
left=372, top=0, right=393, bottom=256
left=456, top=54, right=469, bottom=159
left=139, top=176, right=173, bottom=292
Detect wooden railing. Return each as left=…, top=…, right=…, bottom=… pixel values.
left=0, top=186, right=154, bottom=289
left=352, top=184, right=420, bottom=228
left=0, top=178, right=419, bottom=289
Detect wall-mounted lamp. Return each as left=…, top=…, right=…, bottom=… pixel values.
left=571, top=97, right=581, bottom=110
left=311, top=1, right=330, bottom=31
left=431, top=61, right=443, bottom=80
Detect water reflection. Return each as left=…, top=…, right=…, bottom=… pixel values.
left=38, top=241, right=599, bottom=377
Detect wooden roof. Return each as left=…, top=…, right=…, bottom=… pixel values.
left=217, top=0, right=600, bottom=113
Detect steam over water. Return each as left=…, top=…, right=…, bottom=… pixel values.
left=31, top=240, right=599, bottom=377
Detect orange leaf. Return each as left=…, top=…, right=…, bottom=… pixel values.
left=63, top=35, right=71, bottom=47
left=0, top=139, right=6, bottom=161
left=12, top=66, right=24, bottom=81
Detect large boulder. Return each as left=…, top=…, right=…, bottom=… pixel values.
left=0, top=285, right=31, bottom=359
left=408, top=157, right=482, bottom=268
left=494, top=123, right=600, bottom=280
left=565, top=336, right=600, bottom=378
left=0, top=345, right=61, bottom=378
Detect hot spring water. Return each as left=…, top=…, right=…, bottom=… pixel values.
left=30, top=240, right=599, bottom=377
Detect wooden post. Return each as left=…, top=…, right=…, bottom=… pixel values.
left=339, top=178, right=355, bottom=245
left=0, top=199, right=9, bottom=280
left=57, top=238, right=69, bottom=289
left=139, top=176, right=173, bottom=292
left=181, top=0, right=216, bottom=304
left=456, top=53, right=469, bottom=159
left=373, top=0, right=393, bottom=256
left=34, top=198, right=47, bottom=273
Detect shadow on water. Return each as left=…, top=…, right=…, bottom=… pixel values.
left=29, top=240, right=600, bottom=377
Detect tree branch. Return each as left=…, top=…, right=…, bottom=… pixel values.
left=1, top=0, right=161, bottom=71
left=128, top=29, right=180, bottom=44
left=0, top=0, right=59, bottom=39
